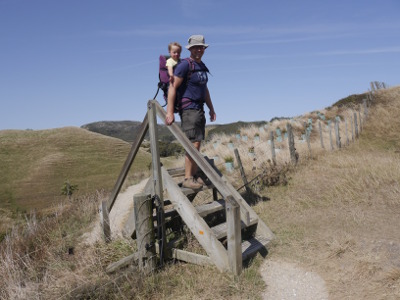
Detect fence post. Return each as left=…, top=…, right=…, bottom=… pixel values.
left=334, top=118, right=341, bottom=149
left=226, top=195, right=242, bottom=276
left=304, top=122, right=312, bottom=157
left=363, top=99, right=368, bottom=120
left=101, top=200, right=111, bottom=243
left=135, top=193, right=156, bottom=274
left=269, top=131, right=276, bottom=166
left=345, top=117, right=349, bottom=146
left=350, top=115, right=354, bottom=142
left=234, top=148, right=251, bottom=193
left=358, top=109, right=363, bottom=133
left=286, top=123, right=297, bottom=164
left=318, top=121, right=325, bottom=149
left=328, top=122, right=334, bottom=150
left=148, top=100, right=166, bottom=265
left=354, top=112, right=359, bottom=139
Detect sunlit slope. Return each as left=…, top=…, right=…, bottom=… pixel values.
left=0, top=127, right=151, bottom=212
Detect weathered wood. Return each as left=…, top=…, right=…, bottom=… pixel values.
left=106, top=252, right=139, bottom=274
left=328, top=122, right=334, bottom=150
left=363, top=99, right=368, bottom=120
left=226, top=195, right=242, bottom=276
left=350, top=115, right=355, bottom=142
left=269, top=131, right=276, bottom=166
left=287, top=123, right=297, bottom=164
left=100, top=200, right=112, bottom=243
left=170, top=248, right=214, bottom=266
left=242, top=236, right=270, bottom=261
left=334, top=118, right=341, bottom=149
left=354, top=112, right=359, bottom=139
left=161, top=167, right=230, bottom=272
left=154, top=102, right=251, bottom=225
left=107, top=114, right=149, bottom=211
left=358, top=109, right=363, bottom=133
left=148, top=100, right=167, bottom=263
left=318, top=121, right=325, bottom=149
left=135, top=193, right=156, bottom=274
left=234, top=148, right=250, bottom=193
left=345, top=118, right=349, bottom=146
left=304, top=122, right=312, bottom=156
left=123, top=176, right=153, bottom=239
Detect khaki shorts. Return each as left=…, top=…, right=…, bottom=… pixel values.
left=180, top=109, right=206, bottom=142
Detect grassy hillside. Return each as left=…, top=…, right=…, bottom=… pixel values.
left=1, top=85, right=399, bottom=299
left=0, top=127, right=151, bottom=215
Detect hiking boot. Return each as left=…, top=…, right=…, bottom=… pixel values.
left=194, top=175, right=206, bottom=186
left=182, top=177, right=203, bottom=190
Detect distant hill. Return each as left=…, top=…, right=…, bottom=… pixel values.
left=81, top=120, right=178, bottom=143
left=0, top=127, right=151, bottom=214
left=81, top=120, right=280, bottom=143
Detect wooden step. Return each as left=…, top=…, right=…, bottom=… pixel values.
left=211, top=218, right=258, bottom=240
left=241, top=235, right=271, bottom=261
left=154, top=199, right=225, bottom=220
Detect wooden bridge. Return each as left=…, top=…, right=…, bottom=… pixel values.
left=101, top=100, right=274, bottom=275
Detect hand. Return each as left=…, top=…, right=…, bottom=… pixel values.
left=165, top=112, right=175, bottom=125
left=209, top=110, right=216, bottom=122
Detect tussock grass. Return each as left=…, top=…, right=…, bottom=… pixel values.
left=2, top=86, right=400, bottom=299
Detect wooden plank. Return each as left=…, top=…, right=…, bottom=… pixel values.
left=234, top=148, right=251, bottom=193
left=170, top=248, right=214, bottom=266
left=107, top=113, right=149, bottom=211
left=211, top=218, right=258, bottom=240
left=226, top=195, right=242, bottom=275
left=242, top=235, right=270, bottom=261
left=148, top=100, right=167, bottom=263
left=101, top=200, right=111, bottom=243
left=161, top=167, right=230, bottom=272
left=106, top=252, right=139, bottom=274
left=154, top=101, right=274, bottom=240
left=270, top=131, right=276, bottom=166
left=154, top=103, right=249, bottom=221
left=135, top=193, right=156, bottom=274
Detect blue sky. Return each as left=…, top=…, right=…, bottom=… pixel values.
left=1, top=0, right=399, bottom=130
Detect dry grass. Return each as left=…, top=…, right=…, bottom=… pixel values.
left=1, top=85, right=400, bottom=299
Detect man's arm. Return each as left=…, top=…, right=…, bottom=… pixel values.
left=204, top=86, right=216, bottom=122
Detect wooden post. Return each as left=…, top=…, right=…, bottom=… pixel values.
left=318, top=121, right=325, bottom=149
left=234, top=148, right=251, bottom=193
left=345, top=117, right=349, bottom=146
left=304, top=122, right=312, bottom=157
left=269, top=131, right=276, bottom=166
left=101, top=200, right=111, bottom=243
left=148, top=100, right=166, bottom=264
left=350, top=115, right=355, bottom=142
left=226, top=195, right=242, bottom=276
left=328, top=122, right=334, bottom=150
left=358, top=109, right=363, bottom=133
left=287, top=123, right=297, bottom=165
left=135, top=193, right=156, bottom=274
left=334, top=118, right=341, bottom=149
left=354, top=112, right=359, bottom=139
left=363, top=99, right=368, bottom=120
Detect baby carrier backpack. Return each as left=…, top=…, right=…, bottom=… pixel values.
left=154, top=55, right=195, bottom=113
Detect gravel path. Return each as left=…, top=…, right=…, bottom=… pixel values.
left=260, top=260, right=329, bottom=299
left=85, top=180, right=329, bottom=299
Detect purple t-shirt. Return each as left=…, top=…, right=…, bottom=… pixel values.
left=174, top=58, right=209, bottom=110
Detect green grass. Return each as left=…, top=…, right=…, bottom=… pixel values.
left=0, top=127, right=151, bottom=214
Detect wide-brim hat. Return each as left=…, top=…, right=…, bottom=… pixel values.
left=185, top=35, right=209, bottom=49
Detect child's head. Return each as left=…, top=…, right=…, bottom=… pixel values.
left=168, top=42, right=182, bottom=61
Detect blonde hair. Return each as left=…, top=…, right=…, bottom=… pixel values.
left=168, top=42, right=182, bottom=53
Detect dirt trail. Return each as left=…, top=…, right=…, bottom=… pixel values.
left=85, top=179, right=329, bottom=299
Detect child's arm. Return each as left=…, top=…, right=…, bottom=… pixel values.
left=167, top=65, right=175, bottom=84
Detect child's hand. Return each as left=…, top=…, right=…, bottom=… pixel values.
left=169, top=75, right=175, bottom=85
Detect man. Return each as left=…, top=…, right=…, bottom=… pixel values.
left=165, top=35, right=216, bottom=189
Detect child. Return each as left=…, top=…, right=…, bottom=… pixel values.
left=166, top=42, right=182, bottom=85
